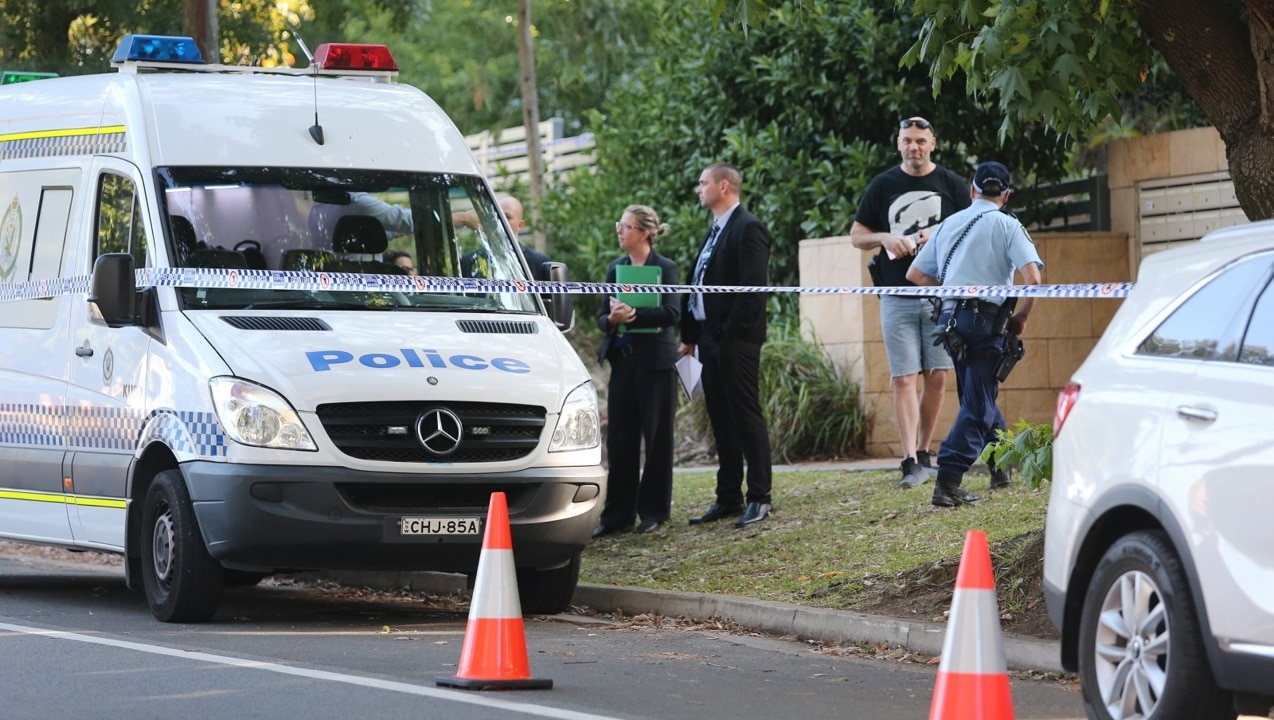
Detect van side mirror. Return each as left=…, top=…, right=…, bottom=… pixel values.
left=89, top=253, right=137, bottom=327
left=543, top=261, right=574, bottom=332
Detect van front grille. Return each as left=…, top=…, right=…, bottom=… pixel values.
left=315, top=401, right=545, bottom=463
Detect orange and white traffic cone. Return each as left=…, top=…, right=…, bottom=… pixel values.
left=435, top=492, right=552, bottom=690
left=929, top=529, right=1014, bottom=720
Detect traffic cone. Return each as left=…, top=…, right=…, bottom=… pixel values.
left=929, top=529, right=1014, bottom=719
left=436, top=491, right=553, bottom=690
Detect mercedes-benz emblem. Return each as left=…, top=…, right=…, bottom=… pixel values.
left=415, top=408, right=463, bottom=456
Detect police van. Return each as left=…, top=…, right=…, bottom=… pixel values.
left=0, top=35, right=603, bottom=622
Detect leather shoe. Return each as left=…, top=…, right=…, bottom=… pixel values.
left=688, top=502, right=744, bottom=525
left=734, top=502, right=772, bottom=528
left=635, top=520, right=662, bottom=534
left=591, top=524, right=625, bottom=539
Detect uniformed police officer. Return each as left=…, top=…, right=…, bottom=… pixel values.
left=905, top=161, right=1043, bottom=507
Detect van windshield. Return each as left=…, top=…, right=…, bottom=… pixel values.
left=156, top=167, right=539, bottom=313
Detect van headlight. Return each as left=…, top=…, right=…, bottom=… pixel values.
left=210, top=377, right=317, bottom=451
left=549, top=381, right=600, bottom=452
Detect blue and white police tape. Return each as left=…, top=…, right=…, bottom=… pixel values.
left=0, top=267, right=1133, bottom=304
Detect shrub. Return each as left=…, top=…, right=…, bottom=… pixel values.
left=978, top=420, right=1053, bottom=489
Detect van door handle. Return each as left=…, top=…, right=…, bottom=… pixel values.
left=75, top=345, right=94, bottom=358
left=1176, top=405, right=1217, bottom=423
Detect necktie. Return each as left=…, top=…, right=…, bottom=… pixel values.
left=689, top=221, right=721, bottom=316
left=693, top=221, right=721, bottom=287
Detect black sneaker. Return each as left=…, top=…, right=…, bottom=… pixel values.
left=932, top=484, right=982, bottom=507
left=898, top=457, right=929, bottom=489
left=916, top=449, right=938, bottom=478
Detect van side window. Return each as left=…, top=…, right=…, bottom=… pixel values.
left=95, top=173, right=149, bottom=269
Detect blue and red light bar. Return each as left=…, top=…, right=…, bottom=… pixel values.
left=112, top=35, right=205, bottom=64
left=311, top=44, right=398, bottom=72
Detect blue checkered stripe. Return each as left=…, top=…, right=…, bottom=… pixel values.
left=138, top=410, right=227, bottom=458
left=0, top=403, right=66, bottom=447
left=0, top=132, right=127, bottom=161
left=66, top=406, right=145, bottom=450
left=0, top=404, right=226, bottom=457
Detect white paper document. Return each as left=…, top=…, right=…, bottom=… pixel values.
left=675, top=354, right=703, bottom=402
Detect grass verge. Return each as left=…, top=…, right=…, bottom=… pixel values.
left=581, top=467, right=1055, bottom=638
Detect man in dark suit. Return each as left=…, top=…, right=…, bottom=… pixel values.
left=678, top=163, right=774, bottom=528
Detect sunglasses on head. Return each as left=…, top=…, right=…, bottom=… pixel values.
left=899, top=118, right=933, bottom=130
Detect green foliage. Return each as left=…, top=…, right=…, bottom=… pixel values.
left=899, top=0, right=1207, bottom=143
left=676, top=316, right=867, bottom=462
left=0, top=1, right=312, bottom=73
left=978, top=419, right=1052, bottom=489
left=542, top=0, right=1073, bottom=299
left=301, top=0, right=656, bottom=137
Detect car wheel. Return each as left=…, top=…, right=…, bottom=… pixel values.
left=516, top=552, right=580, bottom=615
left=140, top=469, right=224, bottom=623
left=1078, top=530, right=1233, bottom=720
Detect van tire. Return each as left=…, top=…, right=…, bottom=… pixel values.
left=141, top=470, right=224, bottom=623
left=1078, top=530, right=1231, bottom=720
left=516, top=552, right=580, bottom=616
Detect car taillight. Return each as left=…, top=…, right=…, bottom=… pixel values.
left=1054, top=382, right=1081, bottom=435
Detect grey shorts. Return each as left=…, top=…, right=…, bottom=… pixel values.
left=879, top=295, right=954, bottom=377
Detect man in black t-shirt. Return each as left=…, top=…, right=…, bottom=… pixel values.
left=850, top=117, right=970, bottom=490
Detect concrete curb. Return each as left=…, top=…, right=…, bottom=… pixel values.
left=314, top=570, right=1064, bottom=674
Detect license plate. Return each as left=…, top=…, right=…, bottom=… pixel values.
left=399, top=516, right=481, bottom=536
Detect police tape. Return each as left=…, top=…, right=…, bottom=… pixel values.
left=0, top=267, right=1133, bottom=304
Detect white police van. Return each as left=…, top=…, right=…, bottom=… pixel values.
left=0, top=36, right=603, bottom=622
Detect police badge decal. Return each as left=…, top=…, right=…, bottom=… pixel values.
left=0, top=196, right=21, bottom=282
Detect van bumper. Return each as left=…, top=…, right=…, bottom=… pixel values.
left=180, top=461, right=604, bottom=573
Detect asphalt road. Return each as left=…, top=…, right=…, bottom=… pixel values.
left=0, top=551, right=1086, bottom=720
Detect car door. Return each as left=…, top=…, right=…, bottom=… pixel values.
left=65, top=160, right=153, bottom=549
left=0, top=175, right=77, bottom=543
left=1156, top=251, right=1274, bottom=648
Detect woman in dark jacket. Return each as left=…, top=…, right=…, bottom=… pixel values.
left=593, top=205, right=681, bottom=537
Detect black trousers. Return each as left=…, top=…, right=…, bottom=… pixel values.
left=601, top=354, right=678, bottom=526
left=699, top=334, right=772, bottom=505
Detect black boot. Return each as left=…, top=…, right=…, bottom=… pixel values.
left=932, top=471, right=982, bottom=507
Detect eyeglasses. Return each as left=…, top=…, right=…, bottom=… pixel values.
left=615, top=222, right=638, bottom=232
left=899, top=118, right=933, bottom=130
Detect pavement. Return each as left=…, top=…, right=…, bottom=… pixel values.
left=318, top=455, right=1066, bottom=676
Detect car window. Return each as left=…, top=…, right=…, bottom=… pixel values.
left=1239, top=277, right=1274, bottom=366
left=1137, top=254, right=1274, bottom=362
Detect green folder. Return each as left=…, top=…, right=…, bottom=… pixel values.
left=615, top=264, right=662, bottom=334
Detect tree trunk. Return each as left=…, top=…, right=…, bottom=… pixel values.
left=1136, top=0, right=1274, bottom=220
left=516, top=0, right=547, bottom=252
left=184, top=0, right=220, bottom=63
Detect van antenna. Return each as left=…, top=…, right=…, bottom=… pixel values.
left=291, top=30, right=324, bottom=146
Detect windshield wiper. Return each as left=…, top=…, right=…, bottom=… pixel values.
left=241, top=300, right=397, bottom=310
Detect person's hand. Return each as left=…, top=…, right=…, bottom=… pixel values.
left=677, top=343, right=696, bottom=358
left=885, top=233, right=917, bottom=258
left=913, top=228, right=930, bottom=250
left=1008, top=313, right=1028, bottom=336
left=608, top=299, right=636, bottom=327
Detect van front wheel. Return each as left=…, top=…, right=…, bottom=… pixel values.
left=141, top=470, right=224, bottom=623
left=516, top=552, right=580, bottom=615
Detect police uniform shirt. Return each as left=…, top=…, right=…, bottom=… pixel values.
left=912, top=198, right=1043, bottom=306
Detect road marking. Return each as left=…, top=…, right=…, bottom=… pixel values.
left=0, top=621, right=620, bottom=720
